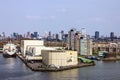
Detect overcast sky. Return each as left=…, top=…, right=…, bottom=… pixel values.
left=0, top=0, right=120, bottom=37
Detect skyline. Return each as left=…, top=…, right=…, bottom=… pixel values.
left=0, top=0, right=120, bottom=36
left=1, top=29, right=120, bottom=39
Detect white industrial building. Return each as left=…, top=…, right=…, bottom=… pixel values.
left=21, top=40, right=56, bottom=60
left=42, top=50, right=78, bottom=67
left=21, top=40, right=44, bottom=56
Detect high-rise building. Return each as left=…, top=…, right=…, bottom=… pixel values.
left=56, top=33, right=59, bottom=40
left=61, top=30, right=64, bottom=41
left=44, top=32, right=49, bottom=38
left=79, top=37, right=92, bottom=55
left=67, top=28, right=92, bottom=56
left=17, top=34, right=23, bottom=40
left=13, top=32, right=18, bottom=39
left=31, top=33, right=34, bottom=39
left=87, top=39, right=92, bottom=55
left=52, top=34, right=55, bottom=39
left=34, top=32, right=38, bottom=39
left=80, top=38, right=87, bottom=55
left=74, top=32, right=80, bottom=52
left=110, top=32, right=114, bottom=41
left=2, top=32, right=5, bottom=39
left=58, top=32, right=62, bottom=40
left=68, top=29, right=76, bottom=50
left=26, top=32, right=30, bottom=38
left=48, top=31, right=51, bottom=39
left=62, top=34, right=68, bottom=42
left=95, top=31, right=99, bottom=40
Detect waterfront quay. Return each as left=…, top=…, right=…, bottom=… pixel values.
left=102, top=56, right=120, bottom=61
left=16, top=53, right=94, bottom=71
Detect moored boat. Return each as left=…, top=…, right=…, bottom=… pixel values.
left=3, top=42, right=17, bottom=57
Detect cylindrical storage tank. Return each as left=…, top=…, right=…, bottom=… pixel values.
left=29, top=47, right=32, bottom=54
left=32, top=47, right=36, bottom=56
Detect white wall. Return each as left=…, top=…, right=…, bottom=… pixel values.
left=26, top=45, right=56, bottom=56
left=21, top=40, right=44, bottom=56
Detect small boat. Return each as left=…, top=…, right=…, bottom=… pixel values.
left=3, top=42, right=17, bottom=57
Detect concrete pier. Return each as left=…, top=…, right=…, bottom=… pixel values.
left=102, top=57, right=120, bottom=61
left=16, top=53, right=95, bottom=71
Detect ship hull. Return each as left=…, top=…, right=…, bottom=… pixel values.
left=3, top=53, right=16, bottom=58
left=3, top=42, right=17, bottom=58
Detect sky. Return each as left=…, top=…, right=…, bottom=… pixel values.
left=0, top=0, right=120, bottom=37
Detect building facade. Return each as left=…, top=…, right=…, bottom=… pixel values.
left=41, top=50, right=78, bottom=67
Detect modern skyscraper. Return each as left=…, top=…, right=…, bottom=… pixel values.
left=95, top=31, right=99, bottom=40
left=110, top=32, right=114, bottom=41
left=61, top=30, right=64, bottom=41
left=34, top=32, right=38, bottom=39
left=31, top=33, right=34, bottom=39
left=74, top=32, right=80, bottom=52
left=13, top=32, right=18, bottom=39
left=63, top=34, right=68, bottom=42
left=58, top=32, right=62, bottom=40
left=2, top=32, right=5, bottom=39
left=44, top=32, right=49, bottom=38
left=26, top=32, right=30, bottom=38
left=56, top=33, right=59, bottom=40
left=79, top=36, right=92, bottom=55
left=80, top=37, right=87, bottom=55
left=68, top=29, right=76, bottom=50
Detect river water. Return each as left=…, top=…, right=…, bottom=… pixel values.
left=0, top=53, right=120, bottom=80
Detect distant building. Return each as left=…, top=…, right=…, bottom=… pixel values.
left=80, top=36, right=92, bottom=55
left=17, top=34, right=23, bottom=40
left=93, top=41, right=120, bottom=57
left=13, top=32, right=18, bottom=39
left=34, top=32, right=38, bottom=39
left=95, top=31, right=99, bottom=40
left=62, top=34, right=68, bottom=42
left=48, top=31, right=52, bottom=39
left=61, top=30, right=64, bottom=41
left=44, top=32, right=49, bottom=38
left=67, top=28, right=92, bottom=56
left=74, top=32, right=80, bottom=52
left=110, top=32, right=114, bottom=41
left=55, top=34, right=59, bottom=40
left=80, top=37, right=87, bottom=55
left=26, top=32, right=31, bottom=38
left=68, top=29, right=76, bottom=50
left=56, top=32, right=62, bottom=41
left=2, top=32, right=5, bottom=39
left=31, top=33, right=34, bottom=39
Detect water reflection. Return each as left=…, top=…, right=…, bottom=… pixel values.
left=47, top=69, right=79, bottom=80
left=1, top=54, right=120, bottom=80
left=4, top=58, right=16, bottom=69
